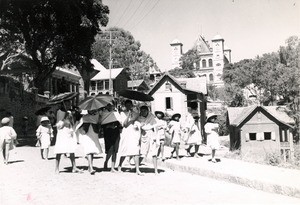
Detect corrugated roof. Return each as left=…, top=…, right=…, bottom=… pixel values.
left=91, top=59, right=106, bottom=71
left=127, top=80, right=144, bottom=87
left=90, top=59, right=124, bottom=81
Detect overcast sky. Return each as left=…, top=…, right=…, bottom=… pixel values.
left=102, top=0, right=300, bottom=71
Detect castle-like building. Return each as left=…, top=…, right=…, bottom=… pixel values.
left=170, top=34, right=231, bottom=87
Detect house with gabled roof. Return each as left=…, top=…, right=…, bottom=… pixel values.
left=89, top=59, right=129, bottom=95
left=127, top=80, right=150, bottom=92
left=227, top=105, right=295, bottom=162
left=148, top=73, right=207, bottom=131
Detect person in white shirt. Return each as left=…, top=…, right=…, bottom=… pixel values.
left=0, top=117, right=17, bottom=165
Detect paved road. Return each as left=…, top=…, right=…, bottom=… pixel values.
left=1, top=145, right=300, bottom=205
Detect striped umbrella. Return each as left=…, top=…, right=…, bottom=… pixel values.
left=47, top=92, right=79, bottom=105
left=78, top=94, right=114, bottom=110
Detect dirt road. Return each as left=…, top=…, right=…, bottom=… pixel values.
left=1, top=145, right=300, bottom=205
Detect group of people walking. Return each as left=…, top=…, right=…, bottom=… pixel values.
left=0, top=100, right=221, bottom=175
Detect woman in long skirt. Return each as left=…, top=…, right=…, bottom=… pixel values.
left=76, top=110, right=102, bottom=175
left=54, top=113, right=82, bottom=174
left=117, top=100, right=142, bottom=175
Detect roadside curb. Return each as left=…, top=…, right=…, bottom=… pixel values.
left=143, top=157, right=300, bottom=199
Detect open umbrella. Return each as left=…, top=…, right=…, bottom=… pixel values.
left=35, top=106, right=51, bottom=115
left=47, top=92, right=79, bottom=105
left=78, top=94, right=114, bottom=110
left=118, top=89, right=154, bottom=102
left=100, top=111, right=122, bottom=125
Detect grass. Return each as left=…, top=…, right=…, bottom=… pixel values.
left=221, top=136, right=300, bottom=170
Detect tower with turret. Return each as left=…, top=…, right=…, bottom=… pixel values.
left=170, top=39, right=183, bottom=71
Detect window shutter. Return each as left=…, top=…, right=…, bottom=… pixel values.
left=245, top=133, right=249, bottom=142
left=271, top=131, right=276, bottom=141
left=258, top=132, right=264, bottom=141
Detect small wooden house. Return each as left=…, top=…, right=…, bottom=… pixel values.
left=148, top=73, right=207, bottom=131
left=127, top=80, right=150, bottom=92
left=227, top=106, right=295, bottom=162
left=90, top=59, right=128, bottom=96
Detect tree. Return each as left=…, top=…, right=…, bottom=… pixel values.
left=180, top=48, right=201, bottom=70
left=223, top=36, right=300, bottom=106
left=92, top=27, right=156, bottom=83
left=168, top=68, right=196, bottom=78
left=223, top=36, right=300, bottom=141
left=0, top=0, right=109, bottom=91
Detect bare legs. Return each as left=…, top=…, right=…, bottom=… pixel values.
left=40, top=148, right=49, bottom=160
left=4, top=142, right=10, bottom=165
left=55, top=153, right=82, bottom=174
left=171, top=143, right=180, bottom=160
left=87, top=154, right=96, bottom=174
left=118, top=155, right=143, bottom=175
left=152, top=156, right=158, bottom=174
left=104, top=148, right=117, bottom=172
left=211, top=149, right=216, bottom=163
left=158, top=142, right=165, bottom=160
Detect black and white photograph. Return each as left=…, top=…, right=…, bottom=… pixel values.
left=0, top=0, right=300, bottom=204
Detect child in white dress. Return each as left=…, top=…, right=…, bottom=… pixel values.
left=36, top=116, right=53, bottom=160
left=0, top=117, right=17, bottom=165
left=168, top=113, right=182, bottom=160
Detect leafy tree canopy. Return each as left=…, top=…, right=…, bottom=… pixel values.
left=167, top=67, right=196, bottom=78
left=223, top=36, right=300, bottom=106
left=0, top=0, right=109, bottom=90
left=180, top=48, right=201, bottom=70
left=92, top=27, right=157, bottom=83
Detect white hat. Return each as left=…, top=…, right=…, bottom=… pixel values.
left=206, top=113, right=218, bottom=122
left=1, top=117, right=10, bottom=124
left=40, top=116, right=50, bottom=122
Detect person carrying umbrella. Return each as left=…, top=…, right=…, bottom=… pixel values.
left=76, top=94, right=113, bottom=175
left=101, top=102, right=122, bottom=173
left=54, top=111, right=82, bottom=174
left=117, top=100, right=142, bottom=175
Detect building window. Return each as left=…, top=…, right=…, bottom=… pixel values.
left=209, top=74, right=214, bottom=82
left=91, top=81, right=96, bottom=91
left=264, top=132, right=271, bottom=140
left=104, top=80, right=109, bottom=90
left=97, top=80, right=104, bottom=90
left=280, top=128, right=288, bottom=142
left=208, top=59, right=213, bottom=67
left=165, top=82, right=172, bottom=91
left=202, top=59, right=207, bottom=68
left=166, top=97, right=173, bottom=110
left=249, top=133, right=256, bottom=141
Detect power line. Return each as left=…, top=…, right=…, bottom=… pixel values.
left=129, top=0, right=160, bottom=30
left=122, top=0, right=145, bottom=28
left=114, top=0, right=133, bottom=27
left=106, top=0, right=122, bottom=26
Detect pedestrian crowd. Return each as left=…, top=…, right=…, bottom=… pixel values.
left=0, top=100, right=220, bottom=175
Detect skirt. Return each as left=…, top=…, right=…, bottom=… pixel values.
left=79, top=125, right=103, bottom=155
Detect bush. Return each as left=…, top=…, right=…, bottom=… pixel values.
left=265, top=151, right=281, bottom=166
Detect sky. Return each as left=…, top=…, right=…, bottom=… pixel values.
left=102, top=0, right=300, bottom=72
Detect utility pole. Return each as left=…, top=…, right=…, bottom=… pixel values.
left=109, top=30, right=112, bottom=95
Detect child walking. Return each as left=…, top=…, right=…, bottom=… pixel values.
left=0, top=117, right=17, bottom=165
left=36, top=116, right=53, bottom=160
left=168, top=113, right=182, bottom=160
